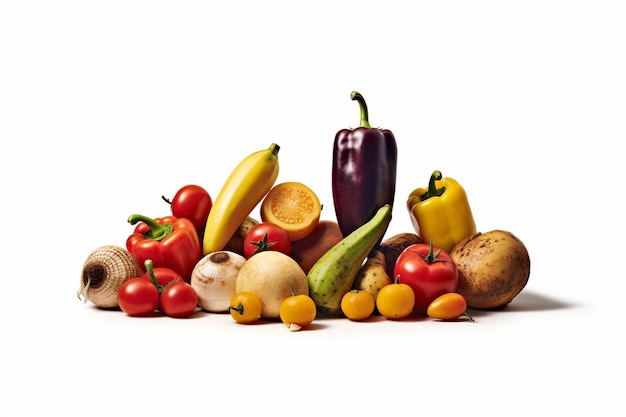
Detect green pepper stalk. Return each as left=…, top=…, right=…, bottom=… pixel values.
left=128, top=214, right=174, bottom=241
left=420, top=171, right=446, bottom=201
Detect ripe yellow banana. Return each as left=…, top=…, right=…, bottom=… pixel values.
left=203, top=143, right=280, bottom=255
left=307, top=204, right=392, bottom=315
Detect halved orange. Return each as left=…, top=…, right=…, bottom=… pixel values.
left=260, top=182, right=322, bottom=241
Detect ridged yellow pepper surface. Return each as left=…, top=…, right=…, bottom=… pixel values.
left=406, top=170, right=476, bottom=254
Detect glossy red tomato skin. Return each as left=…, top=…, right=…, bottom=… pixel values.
left=141, top=267, right=182, bottom=287
left=159, top=282, right=198, bottom=318
left=169, top=185, right=212, bottom=237
left=118, top=277, right=160, bottom=316
left=243, top=222, right=292, bottom=259
left=393, top=243, right=459, bottom=314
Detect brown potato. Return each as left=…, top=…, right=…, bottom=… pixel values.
left=291, top=220, right=344, bottom=274
left=378, top=232, right=423, bottom=277
left=222, top=216, right=259, bottom=256
left=449, top=230, right=530, bottom=310
left=353, top=249, right=392, bottom=303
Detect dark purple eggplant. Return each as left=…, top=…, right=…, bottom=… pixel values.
left=332, top=91, right=397, bottom=238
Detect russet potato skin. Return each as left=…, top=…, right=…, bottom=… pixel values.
left=378, top=232, right=423, bottom=277
left=353, top=249, right=392, bottom=303
left=223, top=216, right=260, bottom=256
left=450, top=230, right=530, bottom=310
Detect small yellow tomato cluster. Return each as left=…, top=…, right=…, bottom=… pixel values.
left=340, top=285, right=474, bottom=323
left=229, top=288, right=472, bottom=328
left=228, top=291, right=317, bottom=332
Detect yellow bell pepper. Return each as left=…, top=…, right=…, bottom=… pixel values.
left=406, top=170, right=476, bottom=253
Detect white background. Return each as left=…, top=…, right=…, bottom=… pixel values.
left=1, top=1, right=625, bottom=416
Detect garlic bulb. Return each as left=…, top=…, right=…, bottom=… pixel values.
left=191, top=251, right=246, bottom=313
left=78, top=245, right=143, bottom=308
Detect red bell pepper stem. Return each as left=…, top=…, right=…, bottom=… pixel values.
left=128, top=214, right=174, bottom=241
left=351, top=91, right=373, bottom=129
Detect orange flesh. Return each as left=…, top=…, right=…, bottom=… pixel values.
left=261, top=182, right=321, bottom=241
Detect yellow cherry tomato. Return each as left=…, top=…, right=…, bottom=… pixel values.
left=279, top=294, right=317, bottom=331
left=376, top=281, right=415, bottom=320
left=229, top=292, right=263, bottom=324
left=427, top=292, right=474, bottom=322
left=341, top=289, right=375, bottom=321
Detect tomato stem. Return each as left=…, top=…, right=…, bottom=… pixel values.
left=230, top=303, right=245, bottom=316
left=419, top=239, right=451, bottom=264
left=251, top=233, right=277, bottom=255
left=462, top=311, right=475, bottom=322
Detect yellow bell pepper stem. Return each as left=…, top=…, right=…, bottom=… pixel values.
left=406, top=170, right=477, bottom=254
left=419, top=170, right=446, bottom=200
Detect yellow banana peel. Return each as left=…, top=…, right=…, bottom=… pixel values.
left=203, top=143, right=280, bottom=255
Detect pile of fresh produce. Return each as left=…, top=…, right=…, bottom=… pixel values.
left=78, top=91, right=531, bottom=331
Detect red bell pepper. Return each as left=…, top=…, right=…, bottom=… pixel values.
left=126, top=214, right=201, bottom=283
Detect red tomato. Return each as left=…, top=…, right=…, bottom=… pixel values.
left=160, top=281, right=198, bottom=318
left=163, top=185, right=212, bottom=237
left=243, top=222, right=292, bottom=259
left=393, top=241, right=458, bottom=314
left=141, top=267, right=182, bottom=287
left=118, top=277, right=160, bottom=316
